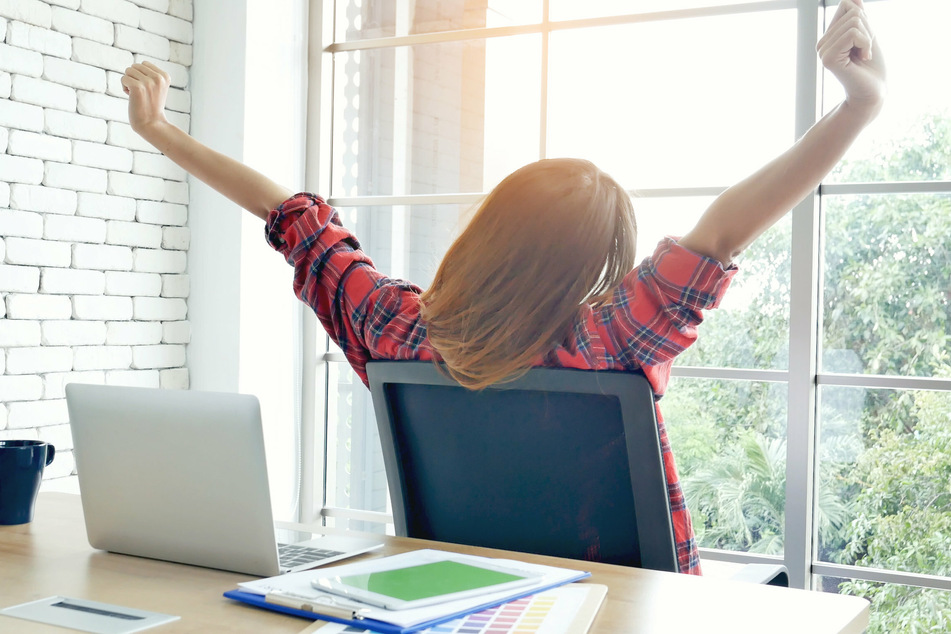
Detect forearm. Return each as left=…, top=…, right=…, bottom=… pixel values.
left=680, top=100, right=877, bottom=264
left=138, top=120, right=293, bottom=220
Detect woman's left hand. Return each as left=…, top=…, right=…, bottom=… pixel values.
left=817, top=0, right=886, bottom=119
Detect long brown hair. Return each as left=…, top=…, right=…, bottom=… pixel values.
left=420, top=158, right=637, bottom=389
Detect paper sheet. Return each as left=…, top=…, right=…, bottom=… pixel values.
left=0, top=596, right=179, bottom=634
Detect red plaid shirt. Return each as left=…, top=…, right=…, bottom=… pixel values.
left=267, top=193, right=737, bottom=575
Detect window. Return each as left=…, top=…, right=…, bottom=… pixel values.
left=302, top=2, right=951, bottom=631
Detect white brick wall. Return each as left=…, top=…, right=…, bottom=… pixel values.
left=77, top=191, right=134, bottom=219
left=41, top=319, right=106, bottom=344
left=106, top=218, right=161, bottom=247
left=12, top=73, right=75, bottom=110
left=0, top=264, right=41, bottom=292
left=72, top=344, right=131, bottom=369
left=106, top=368, right=157, bottom=386
left=0, top=71, right=12, bottom=99
left=43, top=55, right=105, bottom=91
left=6, top=293, right=72, bottom=318
left=45, top=213, right=106, bottom=242
left=160, top=225, right=187, bottom=250
left=103, top=269, right=159, bottom=295
left=0, top=208, right=43, bottom=237
left=0, top=319, right=40, bottom=346
left=6, top=236, right=71, bottom=266
left=0, top=41, right=43, bottom=75
left=132, top=295, right=183, bottom=320
left=72, top=294, right=132, bottom=319
left=43, top=369, right=103, bottom=398
left=11, top=183, right=77, bottom=214
left=72, top=37, right=132, bottom=72
left=45, top=108, right=107, bottom=141
left=72, top=241, right=132, bottom=269
left=72, top=138, right=132, bottom=170
left=106, top=319, right=160, bottom=344
left=0, top=97, right=44, bottom=130
left=45, top=161, right=107, bottom=192
left=137, top=199, right=183, bottom=224
left=9, top=129, right=70, bottom=161
left=161, top=319, right=187, bottom=343
left=0, top=0, right=53, bottom=28
left=159, top=272, right=185, bottom=297
left=7, top=22, right=70, bottom=59
left=7, top=398, right=69, bottom=427
left=0, top=0, right=193, bottom=487
left=40, top=266, right=104, bottom=293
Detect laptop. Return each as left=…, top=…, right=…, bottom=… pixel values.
left=65, top=383, right=383, bottom=577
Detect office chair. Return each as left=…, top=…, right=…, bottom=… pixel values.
left=367, top=361, right=788, bottom=586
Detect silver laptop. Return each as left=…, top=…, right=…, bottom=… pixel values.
left=65, top=383, right=383, bottom=577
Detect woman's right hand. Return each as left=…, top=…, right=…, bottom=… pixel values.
left=121, top=61, right=172, bottom=139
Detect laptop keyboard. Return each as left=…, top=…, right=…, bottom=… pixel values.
left=278, top=543, right=345, bottom=568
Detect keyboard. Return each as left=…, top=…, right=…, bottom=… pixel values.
left=278, top=543, right=345, bottom=569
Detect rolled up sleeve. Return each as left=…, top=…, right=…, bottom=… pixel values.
left=600, top=237, right=737, bottom=374
left=266, top=193, right=427, bottom=384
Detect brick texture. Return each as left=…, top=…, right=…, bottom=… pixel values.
left=0, top=0, right=193, bottom=488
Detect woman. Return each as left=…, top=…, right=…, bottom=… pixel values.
left=121, top=0, right=885, bottom=575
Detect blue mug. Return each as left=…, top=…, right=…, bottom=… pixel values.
left=0, top=440, right=56, bottom=525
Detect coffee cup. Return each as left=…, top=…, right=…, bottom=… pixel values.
left=0, top=440, right=56, bottom=525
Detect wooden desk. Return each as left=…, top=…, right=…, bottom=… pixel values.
left=1, top=493, right=868, bottom=633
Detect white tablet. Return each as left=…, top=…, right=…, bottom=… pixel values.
left=310, top=553, right=541, bottom=611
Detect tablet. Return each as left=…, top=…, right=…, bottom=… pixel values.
left=310, top=554, right=541, bottom=610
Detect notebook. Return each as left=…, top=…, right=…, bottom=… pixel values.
left=65, top=383, right=383, bottom=577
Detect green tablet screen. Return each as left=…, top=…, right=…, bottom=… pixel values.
left=337, top=560, right=526, bottom=601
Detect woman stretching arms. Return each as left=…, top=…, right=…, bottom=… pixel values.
left=122, top=0, right=885, bottom=575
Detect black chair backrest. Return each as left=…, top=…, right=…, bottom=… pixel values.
left=366, top=361, right=679, bottom=572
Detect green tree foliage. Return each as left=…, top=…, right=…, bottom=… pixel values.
left=664, top=111, right=951, bottom=632
left=830, top=387, right=951, bottom=632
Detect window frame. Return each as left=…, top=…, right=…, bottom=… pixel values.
left=299, top=0, right=951, bottom=593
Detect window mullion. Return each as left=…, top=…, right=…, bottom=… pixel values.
left=301, top=0, right=336, bottom=525
left=784, top=0, right=824, bottom=591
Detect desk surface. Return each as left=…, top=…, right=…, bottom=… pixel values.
left=0, top=493, right=868, bottom=633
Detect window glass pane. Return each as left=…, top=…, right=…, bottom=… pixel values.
left=335, top=0, right=542, bottom=42
left=665, top=377, right=787, bottom=554
left=325, top=361, right=388, bottom=523
left=333, top=204, right=471, bottom=288
left=817, top=387, right=951, bottom=577
left=821, top=194, right=951, bottom=377
left=547, top=10, right=796, bottom=189
left=332, top=35, right=541, bottom=196
left=550, top=0, right=767, bottom=21
left=824, top=0, right=951, bottom=182
left=630, top=195, right=712, bottom=262
left=819, top=576, right=951, bottom=634
left=634, top=197, right=791, bottom=371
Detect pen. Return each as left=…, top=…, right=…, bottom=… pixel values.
left=264, top=591, right=370, bottom=620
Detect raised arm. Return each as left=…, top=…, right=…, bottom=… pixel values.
left=121, top=62, right=291, bottom=220
left=679, top=0, right=886, bottom=265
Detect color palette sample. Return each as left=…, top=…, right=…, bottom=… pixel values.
left=427, top=594, right=556, bottom=633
